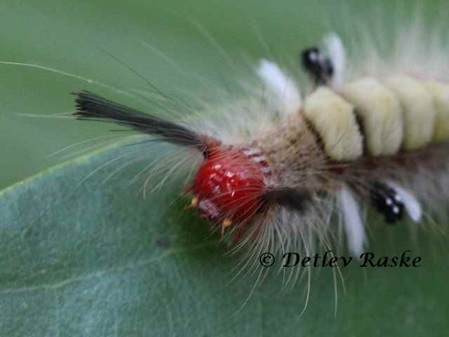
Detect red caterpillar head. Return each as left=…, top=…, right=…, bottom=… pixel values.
left=191, top=146, right=269, bottom=232
left=74, top=91, right=308, bottom=237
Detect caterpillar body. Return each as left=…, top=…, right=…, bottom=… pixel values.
left=74, top=30, right=449, bottom=267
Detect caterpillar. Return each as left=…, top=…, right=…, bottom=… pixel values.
left=73, top=29, right=449, bottom=272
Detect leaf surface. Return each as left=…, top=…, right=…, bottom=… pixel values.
left=0, top=141, right=447, bottom=336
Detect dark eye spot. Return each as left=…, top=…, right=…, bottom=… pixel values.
left=370, top=182, right=404, bottom=224
left=301, top=47, right=334, bottom=86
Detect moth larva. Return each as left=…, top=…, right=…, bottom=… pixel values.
left=73, top=29, right=449, bottom=269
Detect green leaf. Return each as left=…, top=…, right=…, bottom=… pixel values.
left=0, top=140, right=448, bottom=336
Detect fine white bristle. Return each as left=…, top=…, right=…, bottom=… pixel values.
left=256, top=59, right=302, bottom=115
left=324, top=32, right=346, bottom=90
left=385, top=180, right=423, bottom=222
left=338, top=185, right=366, bottom=257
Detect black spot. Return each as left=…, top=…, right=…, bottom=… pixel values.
left=301, top=47, right=334, bottom=86
left=154, top=236, right=171, bottom=250
left=370, top=182, right=404, bottom=224
left=353, top=110, right=367, bottom=155
left=263, top=187, right=311, bottom=212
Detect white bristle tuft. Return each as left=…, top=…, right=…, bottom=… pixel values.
left=338, top=185, right=366, bottom=257
left=385, top=180, right=423, bottom=223
left=324, top=32, right=346, bottom=90
left=256, top=59, right=302, bottom=115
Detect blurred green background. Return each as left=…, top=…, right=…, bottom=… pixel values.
left=0, top=0, right=442, bottom=189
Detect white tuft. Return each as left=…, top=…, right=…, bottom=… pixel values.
left=385, top=180, right=423, bottom=223
left=324, top=32, right=346, bottom=90
left=256, top=59, right=302, bottom=115
left=338, top=185, right=366, bottom=257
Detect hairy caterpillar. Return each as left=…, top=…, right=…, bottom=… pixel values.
left=73, top=28, right=449, bottom=273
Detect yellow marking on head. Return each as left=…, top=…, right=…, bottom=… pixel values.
left=221, top=218, right=232, bottom=234
left=184, top=196, right=199, bottom=210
